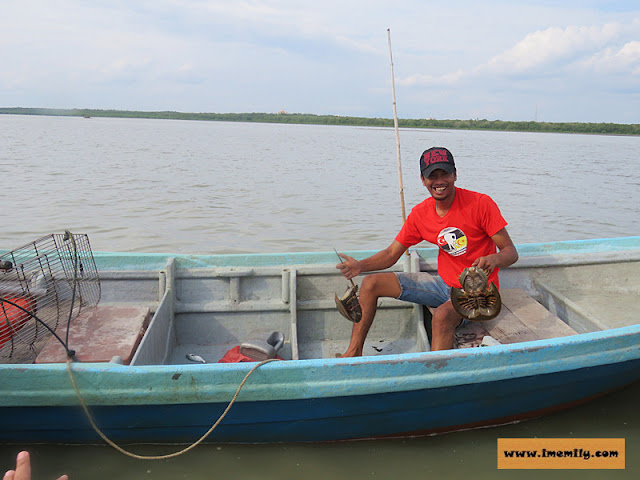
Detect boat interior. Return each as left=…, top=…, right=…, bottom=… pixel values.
left=5, top=251, right=639, bottom=366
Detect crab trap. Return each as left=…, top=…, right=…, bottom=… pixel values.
left=0, top=232, right=100, bottom=363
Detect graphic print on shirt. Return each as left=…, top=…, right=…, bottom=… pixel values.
left=437, top=227, right=467, bottom=257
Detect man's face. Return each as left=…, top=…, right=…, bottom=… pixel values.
left=422, top=169, right=457, bottom=201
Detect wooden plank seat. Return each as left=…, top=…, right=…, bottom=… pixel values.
left=35, top=306, right=151, bottom=364
left=448, top=289, right=579, bottom=348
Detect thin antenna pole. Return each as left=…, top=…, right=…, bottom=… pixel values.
left=387, top=28, right=407, bottom=224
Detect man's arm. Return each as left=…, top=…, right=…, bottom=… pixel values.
left=337, top=240, right=407, bottom=280
left=472, top=227, right=518, bottom=273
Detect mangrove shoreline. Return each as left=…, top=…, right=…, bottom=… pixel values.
left=1, top=107, right=639, bottom=136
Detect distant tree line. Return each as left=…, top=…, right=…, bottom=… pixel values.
left=1, top=107, right=638, bottom=136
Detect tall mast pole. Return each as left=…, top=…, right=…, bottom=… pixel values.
left=387, top=28, right=407, bottom=224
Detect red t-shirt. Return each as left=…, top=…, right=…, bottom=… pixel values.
left=395, top=188, right=507, bottom=288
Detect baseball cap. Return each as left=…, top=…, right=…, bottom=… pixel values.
left=420, top=147, right=456, bottom=177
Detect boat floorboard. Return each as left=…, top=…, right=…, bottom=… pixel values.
left=35, top=306, right=151, bottom=364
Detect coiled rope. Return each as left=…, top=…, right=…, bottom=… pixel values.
left=66, top=357, right=280, bottom=459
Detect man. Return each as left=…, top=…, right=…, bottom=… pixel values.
left=336, top=147, right=518, bottom=356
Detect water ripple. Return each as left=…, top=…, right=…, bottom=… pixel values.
left=1, top=115, right=639, bottom=254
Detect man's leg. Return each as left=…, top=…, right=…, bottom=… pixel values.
left=341, top=272, right=401, bottom=357
left=391, top=272, right=460, bottom=351
left=430, top=300, right=462, bottom=350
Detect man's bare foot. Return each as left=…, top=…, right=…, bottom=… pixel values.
left=336, top=348, right=362, bottom=358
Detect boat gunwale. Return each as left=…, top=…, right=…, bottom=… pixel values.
left=6, top=235, right=629, bottom=271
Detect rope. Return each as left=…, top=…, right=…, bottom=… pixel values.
left=66, top=357, right=280, bottom=459
left=63, top=230, right=79, bottom=353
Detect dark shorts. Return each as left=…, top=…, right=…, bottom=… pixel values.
left=395, top=272, right=451, bottom=308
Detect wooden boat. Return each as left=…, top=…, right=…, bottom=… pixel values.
left=0, top=236, right=638, bottom=444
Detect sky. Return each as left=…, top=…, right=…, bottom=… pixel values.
left=1, top=0, right=640, bottom=123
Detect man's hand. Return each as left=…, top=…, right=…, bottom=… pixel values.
left=472, top=228, right=519, bottom=274
left=336, top=253, right=361, bottom=280
left=336, top=241, right=407, bottom=280
left=3, top=451, right=68, bottom=480
left=471, top=255, right=499, bottom=274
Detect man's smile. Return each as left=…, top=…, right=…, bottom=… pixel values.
left=433, top=185, right=448, bottom=194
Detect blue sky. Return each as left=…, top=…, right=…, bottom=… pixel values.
left=2, top=0, right=639, bottom=122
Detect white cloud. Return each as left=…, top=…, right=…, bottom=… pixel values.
left=397, top=69, right=466, bottom=87
left=483, top=23, right=622, bottom=75
left=578, top=40, right=640, bottom=75
left=397, top=18, right=640, bottom=94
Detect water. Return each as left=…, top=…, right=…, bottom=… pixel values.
left=1, top=115, right=639, bottom=478
left=2, top=115, right=639, bottom=254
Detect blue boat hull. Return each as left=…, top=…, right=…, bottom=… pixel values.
left=2, top=357, right=638, bottom=444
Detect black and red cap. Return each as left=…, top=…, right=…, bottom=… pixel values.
left=420, top=147, right=456, bottom=177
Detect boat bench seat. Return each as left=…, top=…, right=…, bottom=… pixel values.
left=442, top=288, right=579, bottom=348
left=35, top=305, right=151, bottom=365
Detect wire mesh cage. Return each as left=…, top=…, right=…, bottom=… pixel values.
left=0, top=232, right=100, bottom=363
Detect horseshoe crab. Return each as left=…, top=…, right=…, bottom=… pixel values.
left=335, top=283, right=362, bottom=323
left=450, top=266, right=501, bottom=321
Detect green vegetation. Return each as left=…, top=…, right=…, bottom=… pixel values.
left=1, top=107, right=639, bottom=136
